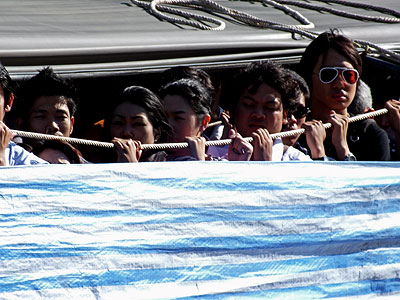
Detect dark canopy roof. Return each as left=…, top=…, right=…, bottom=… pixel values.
left=1, top=0, right=399, bottom=77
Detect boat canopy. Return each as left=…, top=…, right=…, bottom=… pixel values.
left=0, top=0, right=399, bottom=78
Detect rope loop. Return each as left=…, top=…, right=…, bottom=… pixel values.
left=130, top=0, right=400, bottom=62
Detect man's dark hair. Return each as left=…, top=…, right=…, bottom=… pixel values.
left=299, top=29, right=362, bottom=89
left=0, top=62, right=14, bottom=103
left=160, top=66, right=215, bottom=98
left=15, top=67, right=78, bottom=122
left=283, top=68, right=310, bottom=109
left=159, top=78, right=212, bottom=122
left=221, top=60, right=291, bottom=125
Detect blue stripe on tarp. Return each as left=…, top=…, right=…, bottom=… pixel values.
left=1, top=162, right=400, bottom=298
left=1, top=195, right=400, bottom=226
left=1, top=227, right=400, bottom=260
left=1, top=248, right=400, bottom=293
left=178, top=278, right=400, bottom=299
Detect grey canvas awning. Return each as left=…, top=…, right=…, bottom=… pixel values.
left=1, top=0, right=399, bottom=77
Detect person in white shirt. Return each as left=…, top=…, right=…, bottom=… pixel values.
left=215, top=60, right=312, bottom=161
left=0, top=62, right=47, bottom=166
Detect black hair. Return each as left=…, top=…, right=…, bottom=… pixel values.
left=104, top=85, right=172, bottom=144
left=299, top=29, right=362, bottom=89
left=32, top=139, right=82, bottom=164
left=0, top=62, right=15, bottom=105
left=159, top=78, right=212, bottom=121
left=283, top=68, right=310, bottom=108
left=221, top=60, right=290, bottom=125
left=15, top=67, right=78, bottom=125
left=159, top=66, right=215, bottom=98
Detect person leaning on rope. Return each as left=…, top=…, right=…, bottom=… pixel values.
left=217, top=60, right=312, bottom=161
left=298, top=29, right=390, bottom=161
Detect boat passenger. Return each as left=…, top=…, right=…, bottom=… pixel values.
left=92, top=85, right=172, bottom=163
left=159, top=78, right=213, bottom=161
left=298, top=30, right=390, bottom=161
left=281, top=68, right=328, bottom=160
left=0, top=63, right=48, bottom=166
left=32, top=140, right=83, bottom=164
left=159, top=66, right=224, bottom=141
left=220, top=60, right=312, bottom=161
left=14, top=67, right=77, bottom=141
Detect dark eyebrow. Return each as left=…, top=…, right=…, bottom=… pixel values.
left=170, top=110, right=187, bottom=115
left=241, top=95, right=281, bottom=104
left=112, top=114, right=146, bottom=121
left=55, top=109, right=70, bottom=115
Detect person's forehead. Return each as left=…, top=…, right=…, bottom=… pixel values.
left=317, top=48, right=355, bottom=69
left=31, top=95, right=70, bottom=111
left=163, top=94, right=193, bottom=112
left=240, top=83, right=282, bottom=103
left=113, top=102, right=149, bottom=117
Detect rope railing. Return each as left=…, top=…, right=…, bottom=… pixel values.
left=11, top=108, right=389, bottom=151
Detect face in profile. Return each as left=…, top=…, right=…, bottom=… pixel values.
left=311, top=48, right=358, bottom=113
left=110, top=101, right=156, bottom=144
left=27, top=96, right=74, bottom=137
left=163, top=94, right=202, bottom=142
left=234, top=83, right=283, bottom=138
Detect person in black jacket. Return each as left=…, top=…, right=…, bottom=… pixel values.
left=298, top=29, right=390, bottom=161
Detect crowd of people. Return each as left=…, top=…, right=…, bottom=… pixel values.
left=0, top=30, right=399, bottom=166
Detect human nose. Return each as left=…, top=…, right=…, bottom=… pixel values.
left=250, top=106, right=266, bottom=119
left=121, top=124, right=134, bottom=139
left=45, top=121, right=60, bottom=135
left=288, top=114, right=297, bottom=125
left=332, top=70, right=347, bottom=88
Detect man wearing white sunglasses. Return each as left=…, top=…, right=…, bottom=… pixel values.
left=298, top=30, right=390, bottom=161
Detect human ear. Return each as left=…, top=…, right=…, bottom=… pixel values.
left=202, top=114, right=211, bottom=127
left=153, top=128, right=161, bottom=142
left=4, top=93, right=14, bottom=113
left=69, top=116, right=75, bottom=135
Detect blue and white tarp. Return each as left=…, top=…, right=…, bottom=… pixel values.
left=1, top=161, right=400, bottom=299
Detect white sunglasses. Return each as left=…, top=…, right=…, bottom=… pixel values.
left=318, top=67, right=359, bottom=84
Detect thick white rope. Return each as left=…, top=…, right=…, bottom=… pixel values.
left=131, top=0, right=315, bottom=30
left=130, top=0, right=400, bottom=62
left=11, top=108, right=389, bottom=151
left=276, top=0, right=400, bottom=24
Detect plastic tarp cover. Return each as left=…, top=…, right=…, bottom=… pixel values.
left=1, top=161, right=400, bottom=299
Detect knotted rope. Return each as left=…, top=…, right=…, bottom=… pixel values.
left=11, top=108, right=389, bottom=151
left=129, top=0, right=400, bottom=62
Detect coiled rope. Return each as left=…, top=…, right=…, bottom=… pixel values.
left=11, top=108, right=389, bottom=151
left=129, top=0, right=400, bottom=62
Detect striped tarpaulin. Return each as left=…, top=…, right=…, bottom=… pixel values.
left=1, top=161, right=400, bottom=299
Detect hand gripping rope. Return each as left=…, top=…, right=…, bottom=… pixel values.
left=10, top=108, right=390, bottom=151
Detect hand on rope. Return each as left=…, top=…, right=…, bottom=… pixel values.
left=10, top=108, right=390, bottom=151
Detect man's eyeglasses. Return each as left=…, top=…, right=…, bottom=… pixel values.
left=288, top=105, right=310, bottom=119
left=318, top=67, right=359, bottom=85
